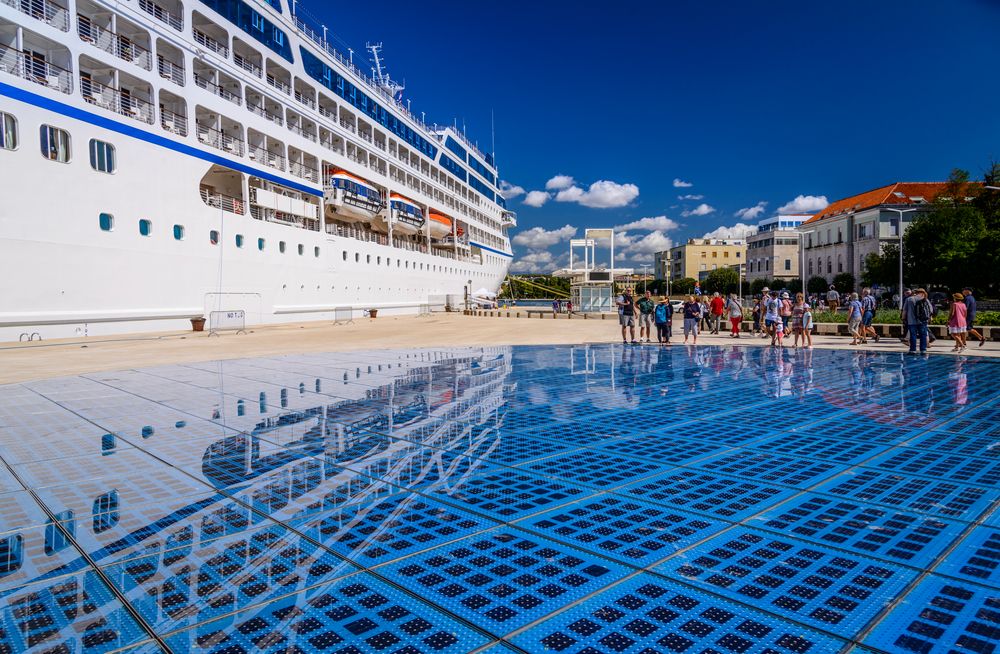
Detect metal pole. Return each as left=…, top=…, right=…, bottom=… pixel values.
left=887, top=208, right=917, bottom=309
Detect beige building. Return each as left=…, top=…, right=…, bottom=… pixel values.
left=745, top=214, right=810, bottom=284
left=656, top=238, right=746, bottom=283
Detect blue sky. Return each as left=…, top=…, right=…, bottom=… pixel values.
left=304, top=0, right=1000, bottom=271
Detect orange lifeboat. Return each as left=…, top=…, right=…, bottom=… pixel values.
left=324, top=168, right=382, bottom=223
left=429, top=212, right=464, bottom=240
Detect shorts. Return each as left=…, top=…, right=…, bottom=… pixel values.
left=848, top=317, right=861, bottom=333
left=862, top=310, right=874, bottom=326
left=639, top=313, right=654, bottom=328
left=765, top=318, right=778, bottom=328
left=619, top=314, right=635, bottom=327
left=683, top=318, right=699, bottom=336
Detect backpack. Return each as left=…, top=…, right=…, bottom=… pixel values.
left=914, top=298, right=932, bottom=323
left=654, top=304, right=669, bottom=324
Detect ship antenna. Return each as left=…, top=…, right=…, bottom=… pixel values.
left=366, top=42, right=404, bottom=99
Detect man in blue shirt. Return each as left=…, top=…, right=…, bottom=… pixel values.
left=962, top=287, right=986, bottom=347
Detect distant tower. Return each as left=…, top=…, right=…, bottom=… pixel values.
left=366, top=42, right=405, bottom=100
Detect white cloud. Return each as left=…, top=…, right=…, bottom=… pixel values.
left=498, top=181, right=525, bottom=200
left=614, top=215, right=681, bottom=232
left=681, top=203, right=716, bottom=217
left=512, top=224, right=577, bottom=249
left=673, top=178, right=693, bottom=188
left=545, top=174, right=575, bottom=191
left=555, top=180, right=640, bottom=208
left=678, top=194, right=704, bottom=200
left=777, top=194, right=829, bottom=214
left=509, top=250, right=556, bottom=274
left=522, top=190, right=550, bottom=208
left=613, top=230, right=675, bottom=263
left=702, top=222, right=758, bottom=240
left=735, top=201, right=768, bottom=220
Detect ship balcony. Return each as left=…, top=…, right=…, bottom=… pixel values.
left=318, top=129, right=344, bottom=155
left=1, top=0, right=69, bottom=32
left=80, top=69, right=153, bottom=123
left=156, top=53, right=184, bottom=86
left=232, top=40, right=261, bottom=78
left=248, top=131, right=286, bottom=171
left=317, top=97, right=336, bottom=120
left=265, top=61, right=290, bottom=96
left=0, top=42, right=72, bottom=94
left=197, top=122, right=243, bottom=156
left=77, top=13, right=152, bottom=71
left=246, top=89, right=283, bottom=125
left=193, top=65, right=240, bottom=106
left=159, top=106, right=187, bottom=136
left=192, top=14, right=227, bottom=57
left=137, top=0, right=182, bottom=31
left=286, top=111, right=317, bottom=142
left=193, top=28, right=226, bottom=57
left=288, top=148, right=319, bottom=183
left=200, top=186, right=245, bottom=214
left=293, top=79, right=315, bottom=110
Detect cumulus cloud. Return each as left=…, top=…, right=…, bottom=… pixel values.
left=545, top=174, right=575, bottom=191
left=673, top=178, right=693, bottom=188
left=498, top=181, right=525, bottom=200
left=735, top=201, right=768, bottom=221
left=777, top=194, right=828, bottom=214
left=702, top=222, right=758, bottom=240
left=555, top=180, right=640, bottom=208
left=509, top=250, right=557, bottom=274
left=512, top=224, right=577, bottom=249
left=681, top=203, right=716, bottom=217
left=678, top=194, right=704, bottom=200
left=613, top=230, right=675, bottom=263
left=522, top=190, right=550, bottom=208
left=614, top=215, right=681, bottom=232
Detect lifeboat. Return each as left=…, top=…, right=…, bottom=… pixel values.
left=373, top=193, right=426, bottom=236
left=323, top=168, right=383, bottom=224
left=428, top=212, right=463, bottom=240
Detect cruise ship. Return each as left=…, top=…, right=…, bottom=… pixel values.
left=0, top=0, right=515, bottom=341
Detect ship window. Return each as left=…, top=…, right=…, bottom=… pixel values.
left=354, top=252, right=359, bottom=262
left=314, top=246, right=320, bottom=257
left=377, top=256, right=381, bottom=265
left=40, top=125, right=70, bottom=162
left=210, top=230, right=219, bottom=245
left=0, top=112, right=17, bottom=150
left=258, top=237, right=266, bottom=250
left=89, top=139, right=116, bottom=173
left=297, top=244, right=304, bottom=255
left=139, top=219, right=152, bottom=236
left=279, top=240, right=286, bottom=253
left=342, top=250, right=347, bottom=261
left=99, top=213, right=114, bottom=231
left=366, top=254, right=371, bottom=263
left=173, top=224, right=184, bottom=240
left=236, top=234, right=244, bottom=248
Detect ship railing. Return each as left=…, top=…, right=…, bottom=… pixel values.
left=338, top=118, right=355, bottom=133
left=0, top=45, right=72, bottom=94
left=373, top=140, right=386, bottom=152
left=233, top=52, right=261, bottom=78
left=266, top=73, right=290, bottom=95
left=358, top=131, right=373, bottom=144
left=196, top=123, right=244, bottom=156
left=287, top=122, right=317, bottom=142
left=253, top=206, right=318, bottom=231
left=194, top=72, right=241, bottom=105
left=318, top=105, right=335, bottom=120
left=157, top=53, right=184, bottom=86
left=293, top=90, right=315, bottom=109
left=80, top=78, right=153, bottom=123
left=137, top=0, right=182, bottom=31
left=249, top=145, right=285, bottom=171
left=201, top=186, right=245, bottom=214
left=289, top=160, right=319, bottom=183
left=1, top=0, right=69, bottom=31
left=160, top=107, right=187, bottom=136
left=78, top=17, right=151, bottom=70
left=247, top=101, right=282, bottom=125
left=193, top=29, right=228, bottom=57
left=347, top=153, right=367, bottom=167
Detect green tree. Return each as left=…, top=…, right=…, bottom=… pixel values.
left=807, top=276, right=828, bottom=295
left=903, top=204, right=985, bottom=290
left=672, top=277, right=697, bottom=295
left=861, top=243, right=900, bottom=289
left=832, top=272, right=855, bottom=293
left=704, top=267, right=739, bottom=295
left=786, top=279, right=803, bottom=294
left=750, top=278, right=771, bottom=295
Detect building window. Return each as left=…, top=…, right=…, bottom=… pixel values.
left=40, top=125, right=70, bottom=162
left=764, top=259, right=769, bottom=271
left=210, top=230, right=219, bottom=245
left=837, top=255, right=843, bottom=272
left=88, top=139, right=116, bottom=173
left=173, top=224, right=184, bottom=240
left=808, top=260, right=813, bottom=275
left=258, top=237, right=266, bottom=250
left=235, top=234, right=244, bottom=248
left=827, top=257, right=832, bottom=274
left=99, top=213, right=114, bottom=231
left=784, top=259, right=791, bottom=271
left=139, top=219, right=152, bottom=236
left=0, top=112, right=17, bottom=150
left=279, top=241, right=286, bottom=253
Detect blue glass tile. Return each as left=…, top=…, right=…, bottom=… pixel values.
left=519, top=495, right=727, bottom=568
left=379, top=527, right=628, bottom=636
left=516, top=450, right=668, bottom=490
left=863, top=576, right=1000, bottom=653
left=614, top=470, right=799, bottom=521
left=689, top=451, right=841, bottom=489
left=902, top=429, right=1000, bottom=458
left=862, top=446, right=1000, bottom=486
left=513, top=572, right=846, bottom=653
left=749, top=432, right=889, bottom=465
left=754, top=494, right=965, bottom=568
left=0, top=524, right=91, bottom=592
left=655, top=526, right=916, bottom=638
left=934, top=527, right=1000, bottom=586
left=811, top=470, right=994, bottom=522
left=162, top=571, right=490, bottom=653
left=592, top=435, right=722, bottom=467
left=429, top=469, right=592, bottom=520
left=795, top=414, right=915, bottom=444
left=0, top=490, right=52, bottom=534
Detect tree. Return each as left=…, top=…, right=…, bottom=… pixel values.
left=862, top=243, right=899, bottom=289
left=807, top=276, right=828, bottom=295
left=903, top=203, right=985, bottom=290
left=704, top=267, right=739, bottom=295
left=832, top=272, right=855, bottom=294
left=750, top=278, right=771, bottom=296
left=786, top=279, right=803, bottom=294
left=672, top=277, right=697, bottom=295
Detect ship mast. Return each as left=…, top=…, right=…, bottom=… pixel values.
left=366, top=42, right=405, bottom=100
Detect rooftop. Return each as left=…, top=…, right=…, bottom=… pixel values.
left=803, top=181, right=979, bottom=225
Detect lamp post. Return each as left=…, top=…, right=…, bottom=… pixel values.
left=883, top=208, right=917, bottom=309
left=641, top=264, right=649, bottom=293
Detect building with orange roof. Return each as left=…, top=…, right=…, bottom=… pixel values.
left=798, top=182, right=973, bottom=289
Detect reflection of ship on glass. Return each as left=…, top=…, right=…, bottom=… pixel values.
left=0, top=348, right=512, bottom=650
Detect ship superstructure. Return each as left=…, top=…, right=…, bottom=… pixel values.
left=0, top=0, right=515, bottom=340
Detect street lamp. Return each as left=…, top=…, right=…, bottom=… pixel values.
left=883, top=208, right=918, bottom=308
left=640, top=264, right=649, bottom=293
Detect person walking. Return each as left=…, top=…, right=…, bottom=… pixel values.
left=764, top=290, right=781, bottom=346
left=725, top=293, right=743, bottom=338
left=962, top=287, right=986, bottom=347
left=791, top=292, right=809, bottom=348
left=801, top=302, right=814, bottom=349
left=903, top=288, right=933, bottom=354
left=779, top=292, right=793, bottom=332
left=847, top=292, right=864, bottom=345
left=826, top=285, right=840, bottom=312
left=552, top=299, right=560, bottom=316
left=654, top=296, right=672, bottom=345
left=637, top=290, right=656, bottom=343
left=709, top=292, right=725, bottom=334
left=616, top=288, right=637, bottom=345
left=751, top=296, right=762, bottom=337
left=861, top=288, right=880, bottom=343
left=682, top=295, right=701, bottom=345
left=948, top=292, right=969, bottom=352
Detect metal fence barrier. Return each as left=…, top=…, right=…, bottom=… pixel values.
left=334, top=306, right=354, bottom=325
left=208, top=310, right=247, bottom=336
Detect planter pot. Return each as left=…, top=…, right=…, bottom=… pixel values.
left=191, top=317, right=206, bottom=332
left=369, top=309, right=378, bottom=319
